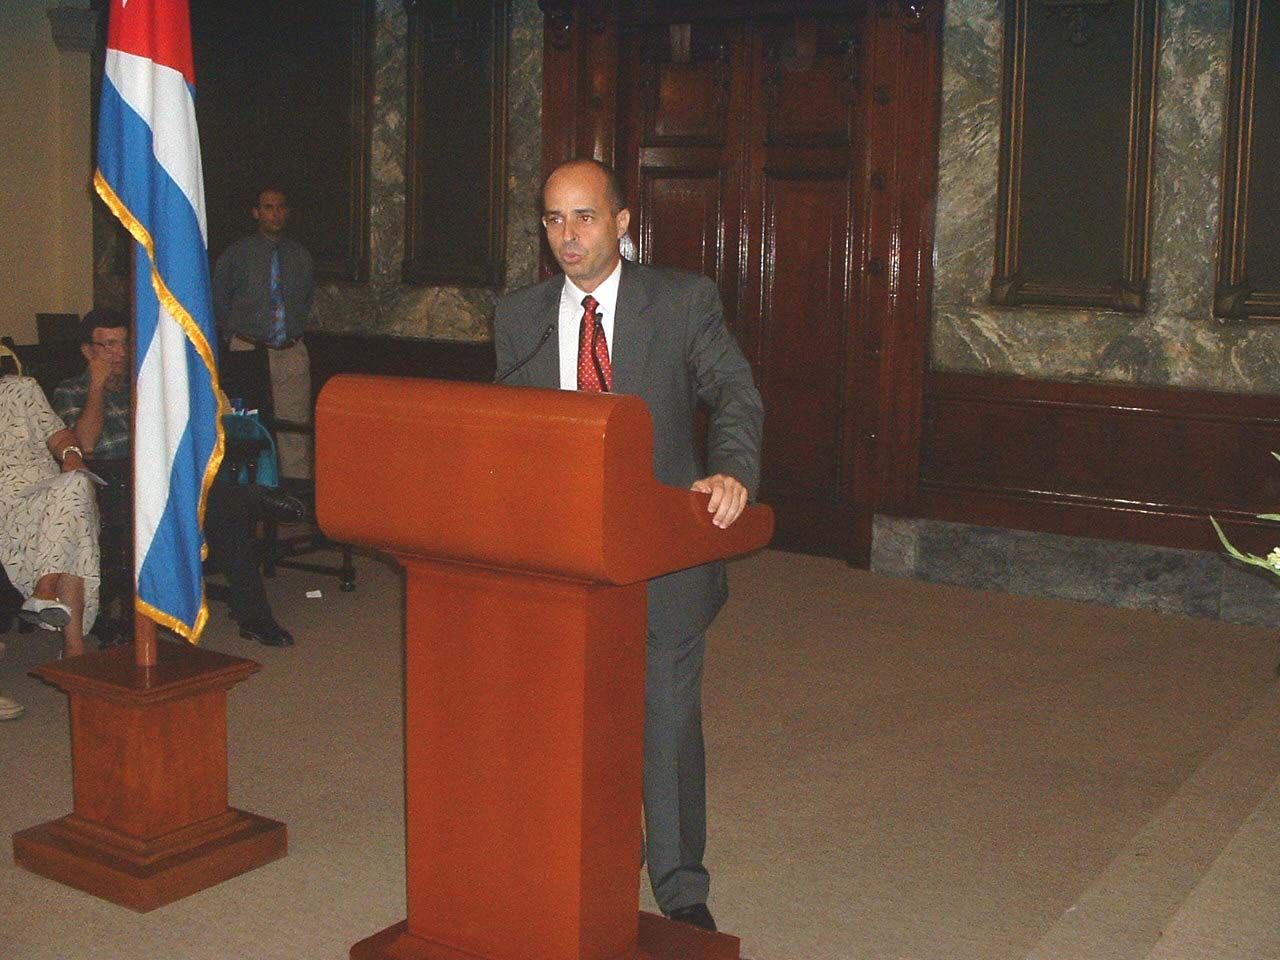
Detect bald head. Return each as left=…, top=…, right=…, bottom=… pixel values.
left=543, top=159, right=626, bottom=213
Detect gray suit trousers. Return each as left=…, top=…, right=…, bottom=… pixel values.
left=643, top=627, right=710, bottom=912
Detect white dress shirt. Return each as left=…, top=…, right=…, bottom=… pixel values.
left=558, top=259, right=622, bottom=390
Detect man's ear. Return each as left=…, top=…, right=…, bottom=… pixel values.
left=80, top=343, right=93, bottom=363
left=616, top=207, right=631, bottom=238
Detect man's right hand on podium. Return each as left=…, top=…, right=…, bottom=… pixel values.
left=690, top=473, right=748, bottom=529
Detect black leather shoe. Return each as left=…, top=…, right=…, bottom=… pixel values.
left=239, top=617, right=294, bottom=647
left=667, top=903, right=716, bottom=932
left=95, top=621, right=131, bottom=650
left=255, top=487, right=306, bottom=523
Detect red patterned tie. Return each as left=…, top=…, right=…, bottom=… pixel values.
left=576, top=294, right=612, bottom=392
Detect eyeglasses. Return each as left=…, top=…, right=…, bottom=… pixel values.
left=92, top=339, right=129, bottom=352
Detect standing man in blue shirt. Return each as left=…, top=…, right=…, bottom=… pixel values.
left=212, top=185, right=315, bottom=480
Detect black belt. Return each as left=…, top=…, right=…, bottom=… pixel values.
left=231, top=333, right=302, bottom=350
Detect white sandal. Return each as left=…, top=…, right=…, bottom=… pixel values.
left=20, top=597, right=71, bottom=632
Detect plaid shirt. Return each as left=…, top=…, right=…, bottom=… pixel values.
left=52, top=370, right=130, bottom=460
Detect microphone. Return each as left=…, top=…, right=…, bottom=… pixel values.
left=495, top=322, right=556, bottom=383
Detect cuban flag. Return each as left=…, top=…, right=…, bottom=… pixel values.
left=95, top=0, right=224, bottom=643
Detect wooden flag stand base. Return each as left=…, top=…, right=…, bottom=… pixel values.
left=12, top=640, right=287, bottom=912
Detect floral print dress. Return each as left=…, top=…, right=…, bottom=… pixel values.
left=0, top=376, right=99, bottom=631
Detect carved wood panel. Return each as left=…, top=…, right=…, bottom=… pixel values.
left=191, top=0, right=373, bottom=282
left=992, top=0, right=1159, bottom=311
left=641, top=172, right=724, bottom=280
left=615, top=10, right=866, bottom=559
left=748, top=17, right=864, bottom=558
left=617, top=18, right=746, bottom=328
left=403, top=0, right=508, bottom=287
left=758, top=174, right=850, bottom=502
left=1216, top=0, right=1280, bottom=320
left=762, top=16, right=859, bottom=148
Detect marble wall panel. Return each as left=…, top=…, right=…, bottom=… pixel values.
left=872, top=515, right=1280, bottom=627
left=933, top=0, right=1280, bottom=396
left=308, top=0, right=545, bottom=341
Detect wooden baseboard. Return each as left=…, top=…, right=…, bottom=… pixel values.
left=915, top=372, right=1280, bottom=553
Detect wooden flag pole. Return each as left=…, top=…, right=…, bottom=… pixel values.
left=128, top=245, right=158, bottom=670
left=134, top=612, right=157, bottom=667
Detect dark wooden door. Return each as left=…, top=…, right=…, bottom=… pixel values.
left=540, top=1, right=943, bottom=566
left=614, top=12, right=871, bottom=560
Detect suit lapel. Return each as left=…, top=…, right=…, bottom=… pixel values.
left=527, top=277, right=563, bottom=388
left=611, top=262, right=656, bottom=395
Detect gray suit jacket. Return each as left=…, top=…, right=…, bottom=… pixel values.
left=494, top=261, right=764, bottom=639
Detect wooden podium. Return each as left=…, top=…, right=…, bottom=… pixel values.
left=316, top=376, right=773, bottom=960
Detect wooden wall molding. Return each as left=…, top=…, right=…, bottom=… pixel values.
left=863, top=1, right=942, bottom=518
left=912, top=371, right=1280, bottom=554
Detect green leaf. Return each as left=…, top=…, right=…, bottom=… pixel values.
left=1210, top=516, right=1280, bottom=579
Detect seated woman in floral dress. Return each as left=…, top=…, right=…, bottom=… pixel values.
left=0, top=347, right=100, bottom=712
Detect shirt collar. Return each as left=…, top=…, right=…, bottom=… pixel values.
left=562, top=258, right=623, bottom=321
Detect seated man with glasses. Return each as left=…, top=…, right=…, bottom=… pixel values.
left=53, top=312, right=130, bottom=460
left=52, top=309, right=301, bottom=648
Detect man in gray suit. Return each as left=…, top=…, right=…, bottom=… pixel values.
left=494, top=158, right=763, bottom=933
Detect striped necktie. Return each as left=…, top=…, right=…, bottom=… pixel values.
left=267, top=247, right=287, bottom=347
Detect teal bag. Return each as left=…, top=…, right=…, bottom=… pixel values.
left=221, top=412, right=280, bottom=489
